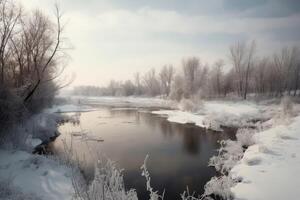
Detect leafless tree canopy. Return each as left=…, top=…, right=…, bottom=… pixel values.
left=0, top=0, right=68, bottom=128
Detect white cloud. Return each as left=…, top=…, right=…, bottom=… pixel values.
left=14, top=0, right=300, bottom=86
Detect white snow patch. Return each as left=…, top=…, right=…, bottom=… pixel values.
left=0, top=150, right=74, bottom=200
left=230, top=115, right=300, bottom=200
left=152, top=101, right=263, bottom=131
left=25, top=135, right=42, bottom=148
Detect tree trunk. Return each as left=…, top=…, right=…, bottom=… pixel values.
left=24, top=79, right=40, bottom=102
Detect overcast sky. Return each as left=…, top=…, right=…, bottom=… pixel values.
left=19, top=0, right=300, bottom=86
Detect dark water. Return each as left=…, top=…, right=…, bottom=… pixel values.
left=50, top=107, right=236, bottom=200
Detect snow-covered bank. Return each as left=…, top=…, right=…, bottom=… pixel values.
left=230, top=115, right=300, bottom=200
left=0, top=110, right=76, bottom=199
left=2, top=95, right=299, bottom=200
left=152, top=101, right=263, bottom=131
left=0, top=150, right=74, bottom=200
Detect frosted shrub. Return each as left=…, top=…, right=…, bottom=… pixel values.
left=281, top=95, right=294, bottom=117
left=178, top=97, right=202, bottom=112
left=141, top=155, right=165, bottom=200
left=236, top=128, right=255, bottom=148
left=203, top=114, right=222, bottom=131
left=72, top=157, right=138, bottom=200
left=61, top=136, right=138, bottom=200
left=209, top=140, right=243, bottom=174
left=89, top=159, right=138, bottom=200
left=180, top=187, right=203, bottom=200
left=203, top=176, right=234, bottom=200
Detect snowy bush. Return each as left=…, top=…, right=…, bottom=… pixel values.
left=70, top=156, right=138, bottom=200
left=280, top=95, right=294, bottom=117
left=178, top=97, right=203, bottom=112
left=209, top=140, right=244, bottom=175
left=202, top=114, right=222, bottom=131
left=1, top=113, right=62, bottom=151
left=236, top=128, right=255, bottom=148
left=203, top=176, right=234, bottom=200
left=60, top=137, right=138, bottom=200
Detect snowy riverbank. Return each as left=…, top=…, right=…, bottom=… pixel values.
left=230, top=114, right=300, bottom=200
left=0, top=106, right=83, bottom=200
left=1, top=96, right=300, bottom=200
left=0, top=150, right=74, bottom=200
left=152, top=100, right=264, bottom=131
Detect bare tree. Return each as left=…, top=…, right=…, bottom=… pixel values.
left=159, top=64, right=174, bottom=96
left=229, top=41, right=245, bottom=97
left=134, top=72, right=142, bottom=95
left=143, top=68, right=160, bottom=96
left=253, top=57, right=268, bottom=95
left=0, top=0, right=21, bottom=84
left=182, top=57, right=200, bottom=97
left=272, top=47, right=298, bottom=96
left=170, top=74, right=184, bottom=101
left=122, top=80, right=135, bottom=96
left=210, top=59, right=224, bottom=96
left=229, top=41, right=256, bottom=99
left=243, top=41, right=256, bottom=99
left=23, top=4, right=64, bottom=102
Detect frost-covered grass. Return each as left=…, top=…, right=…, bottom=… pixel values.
left=141, top=155, right=165, bottom=200
left=71, top=158, right=138, bottom=200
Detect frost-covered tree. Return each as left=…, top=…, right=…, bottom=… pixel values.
left=0, top=0, right=69, bottom=131
left=143, top=68, right=161, bottom=96
left=159, top=64, right=175, bottom=97
left=229, top=41, right=256, bottom=99
left=209, top=60, right=224, bottom=97
left=182, top=57, right=200, bottom=97
left=169, top=74, right=185, bottom=101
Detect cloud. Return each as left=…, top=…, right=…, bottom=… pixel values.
left=13, top=0, right=300, bottom=86
left=223, top=0, right=300, bottom=18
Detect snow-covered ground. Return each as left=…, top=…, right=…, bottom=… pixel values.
left=230, top=115, right=300, bottom=200
left=153, top=101, right=265, bottom=131
left=0, top=110, right=76, bottom=199
left=0, top=150, right=74, bottom=200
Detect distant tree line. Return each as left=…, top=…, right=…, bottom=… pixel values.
left=0, top=0, right=68, bottom=128
left=73, top=41, right=300, bottom=100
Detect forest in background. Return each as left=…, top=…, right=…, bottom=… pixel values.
left=73, top=41, right=300, bottom=101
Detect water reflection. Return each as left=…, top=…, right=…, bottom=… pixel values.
left=51, top=107, right=235, bottom=200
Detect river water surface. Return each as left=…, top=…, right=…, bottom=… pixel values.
left=50, top=106, right=236, bottom=200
